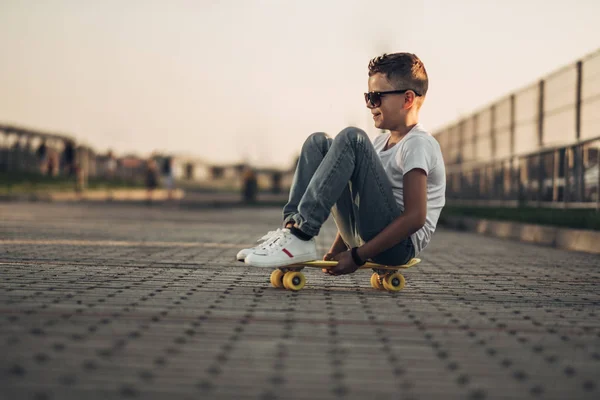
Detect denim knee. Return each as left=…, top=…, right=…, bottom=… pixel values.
left=336, top=127, right=369, bottom=146
left=303, top=132, right=330, bottom=154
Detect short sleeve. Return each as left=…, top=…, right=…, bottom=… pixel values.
left=396, top=136, right=433, bottom=175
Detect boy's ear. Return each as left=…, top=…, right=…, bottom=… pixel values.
left=404, top=91, right=416, bottom=109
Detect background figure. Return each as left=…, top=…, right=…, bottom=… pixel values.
left=145, top=158, right=159, bottom=203
left=106, top=150, right=117, bottom=179
left=242, top=166, right=258, bottom=203
left=36, top=141, right=47, bottom=174
left=271, top=171, right=282, bottom=194
left=46, top=151, right=58, bottom=177
left=75, top=149, right=88, bottom=193
left=62, top=140, right=75, bottom=177
left=162, top=156, right=175, bottom=200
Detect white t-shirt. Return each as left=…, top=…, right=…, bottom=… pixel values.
left=372, top=124, right=446, bottom=255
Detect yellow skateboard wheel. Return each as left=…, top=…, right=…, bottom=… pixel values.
left=370, top=273, right=384, bottom=290
left=270, top=269, right=285, bottom=288
left=382, top=272, right=405, bottom=292
left=283, top=271, right=306, bottom=291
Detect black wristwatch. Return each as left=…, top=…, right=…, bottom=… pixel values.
left=351, top=247, right=366, bottom=266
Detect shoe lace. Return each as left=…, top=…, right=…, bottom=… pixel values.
left=254, top=228, right=287, bottom=251
left=262, top=230, right=292, bottom=254
left=257, top=228, right=281, bottom=243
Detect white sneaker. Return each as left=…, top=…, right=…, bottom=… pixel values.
left=244, top=228, right=318, bottom=268
left=236, top=228, right=283, bottom=261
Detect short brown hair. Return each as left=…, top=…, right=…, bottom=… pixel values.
left=368, top=53, right=428, bottom=97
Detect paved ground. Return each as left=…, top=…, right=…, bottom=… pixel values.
left=0, top=202, right=599, bottom=400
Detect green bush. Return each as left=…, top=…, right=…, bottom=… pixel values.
left=440, top=205, right=600, bottom=231
left=0, top=171, right=143, bottom=194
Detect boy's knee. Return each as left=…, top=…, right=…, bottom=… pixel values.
left=307, top=132, right=329, bottom=143
left=337, top=127, right=368, bottom=144
left=304, top=132, right=330, bottom=151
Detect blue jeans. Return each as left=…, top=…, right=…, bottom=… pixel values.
left=283, top=127, right=414, bottom=266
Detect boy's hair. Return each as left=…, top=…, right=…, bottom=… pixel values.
left=368, top=53, right=428, bottom=97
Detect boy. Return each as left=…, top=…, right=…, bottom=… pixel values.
left=238, top=53, right=446, bottom=276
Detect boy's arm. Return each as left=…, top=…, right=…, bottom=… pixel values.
left=357, top=169, right=427, bottom=262
left=324, top=232, right=348, bottom=260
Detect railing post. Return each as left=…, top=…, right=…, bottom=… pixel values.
left=490, top=105, right=497, bottom=160
left=566, top=148, right=572, bottom=207
left=538, top=79, right=545, bottom=148
left=510, top=94, right=517, bottom=200
left=473, top=114, right=479, bottom=162
left=597, top=144, right=600, bottom=212
left=490, top=105, right=497, bottom=199
left=510, top=95, right=516, bottom=156
left=553, top=149, right=559, bottom=203
left=0, top=129, right=5, bottom=172
left=575, top=61, right=584, bottom=203
left=537, top=80, right=545, bottom=204
left=458, top=120, right=464, bottom=163
left=575, top=61, right=583, bottom=142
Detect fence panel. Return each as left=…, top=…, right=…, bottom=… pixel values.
left=514, top=84, right=539, bottom=155
left=543, top=66, right=577, bottom=146
left=581, top=52, right=600, bottom=140
left=476, top=109, right=492, bottom=161
left=495, top=97, right=512, bottom=159
left=462, top=117, right=476, bottom=163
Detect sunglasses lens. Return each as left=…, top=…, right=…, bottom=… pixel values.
left=365, top=93, right=380, bottom=107
left=370, top=93, right=380, bottom=107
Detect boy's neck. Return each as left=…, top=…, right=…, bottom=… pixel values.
left=389, top=115, right=419, bottom=141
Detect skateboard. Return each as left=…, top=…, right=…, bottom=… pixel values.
left=269, top=258, right=421, bottom=292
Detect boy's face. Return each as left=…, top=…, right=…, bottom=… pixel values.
left=367, top=73, right=408, bottom=130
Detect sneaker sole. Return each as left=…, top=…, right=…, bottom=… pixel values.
left=245, top=253, right=318, bottom=268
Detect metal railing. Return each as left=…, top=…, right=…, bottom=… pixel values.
left=434, top=49, right=600, bottom=210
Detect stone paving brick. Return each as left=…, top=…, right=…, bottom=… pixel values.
left=0, top=202, right=599, bottom=400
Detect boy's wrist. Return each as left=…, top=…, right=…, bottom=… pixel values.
left=351, top=247, right=366, bottom=266
left=356, top=246, right=369, bottom=262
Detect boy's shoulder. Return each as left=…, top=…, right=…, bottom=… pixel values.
left=371, top=126, right=440, bottom=153
left=402, top=127, right=434, bottom=147
left=399, top=128, right=444, bottom=164
left=407, top=124, right=432, bottom=139
left=404, top=126, right=441, bottom=149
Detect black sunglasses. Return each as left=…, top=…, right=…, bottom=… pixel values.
left=364, top=89, right=423, bottom=107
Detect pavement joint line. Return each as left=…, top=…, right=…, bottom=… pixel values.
left=0, top=308, right=591, bottom=335
left=0, top=239, right=252, bottom=249
left=0, top=260, right=214, bottom=268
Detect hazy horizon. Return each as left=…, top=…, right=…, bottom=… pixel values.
left=1, top=0, right=599, bottom=168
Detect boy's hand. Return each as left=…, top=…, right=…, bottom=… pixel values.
left=321, top=251, right=338, bottom=273
left=323, top=250, right=360, bottom=276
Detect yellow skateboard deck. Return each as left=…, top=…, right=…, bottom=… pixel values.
left=269, top=258, right=421, bottom=292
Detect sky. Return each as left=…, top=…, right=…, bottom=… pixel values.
left=1, top=0, right=599, bottom=168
